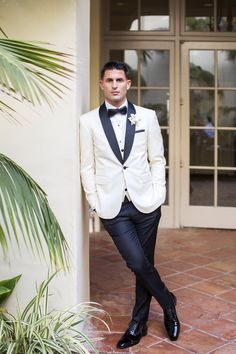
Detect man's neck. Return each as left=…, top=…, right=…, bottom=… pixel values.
left=105, top=99, right=127, bottom=109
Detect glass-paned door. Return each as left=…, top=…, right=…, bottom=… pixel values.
left=103, top=42, right=175, bottom=227
left=181, top=42, right=236, bottom=228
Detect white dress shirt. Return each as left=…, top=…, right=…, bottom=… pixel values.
left=105, top=100, right=130, bottom=201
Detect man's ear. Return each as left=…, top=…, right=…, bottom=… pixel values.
left=99, top=80, right=104, bottom=90
left=127, top=80, right=132, bottom=90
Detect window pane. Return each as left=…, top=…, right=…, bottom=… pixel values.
left=140, top=50, right=169, bottom=87
left=218, top=91, right=236, bottom=127
left=218, top=51, right=236, bottom=88
left=218, top=171, right=236, bottom=207
left=218, top=131, right=236, bottom=167
left=190, top=129, right=214, bottom=166
left=141, top=90, right=169, bottom=126
left=190, top=90, right=214, bottom=126
left=162, top=128, right=169, bottom=166
left=190, top=51, right=214, bottom=87
left=127, top=89, right=138, bottom=104
left=110, top=50, right=138, bottom=86
left=190, top=169, right=214, bottom=206
left=109, top=0, right=138, bottom=31
left=217, top=0, right=236, bottom=32
left=140, top=0, right=169, bottom=31
left=185, top=0, right=214, bottom=32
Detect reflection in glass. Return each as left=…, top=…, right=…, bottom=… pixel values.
left=161, top=128, right=169, bottom=166
left=218, top=51, right=236, bottom=87
left=190, top=90, right=214, bottom=126
left=190, top=169, right=214, bottom=205
left=190, top=51, right=214, bottom=87
left=218, top=91, right=236, bottom=127
left=218, top=171, right=236, bottom=207
left=109, top=0, right=138, bottom=31
left=127, top=89, right=138, bottom=105
left=141, top=90, right=169, bottom=126
left=217, top=0, right=236, bottom=32
left=140, top=0, right=169, bottom=31
left=190, top=129, right=214, bottom=166
left=140, top=50, right=169, bottom=87
left=185, top=0, right=214, bottom=32
left=110, top=50, right=138, bottom=86
left=218, top=131, right=236, bottom=167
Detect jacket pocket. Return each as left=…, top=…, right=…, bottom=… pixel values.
left=95, top=175, right=108, bottom=185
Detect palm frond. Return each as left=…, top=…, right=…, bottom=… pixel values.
left=0, top=153, right=70, bottom=270
left=0, top=38, right=73, bottom=114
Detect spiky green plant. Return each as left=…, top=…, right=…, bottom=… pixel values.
left=0, top=274, right=109, bottom=354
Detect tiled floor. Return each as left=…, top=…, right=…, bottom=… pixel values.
left=88, top=228, right=236, bottom=353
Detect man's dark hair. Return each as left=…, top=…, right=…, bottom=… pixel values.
left=100, top=61, right=130, bottom=79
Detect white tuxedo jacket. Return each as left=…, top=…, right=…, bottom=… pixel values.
left=80, top=101, right=166, bottom=219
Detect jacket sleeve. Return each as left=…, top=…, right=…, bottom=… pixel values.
left=147, top=110, right=166, bottom=202
left=79, top=115, right=98, bottom=210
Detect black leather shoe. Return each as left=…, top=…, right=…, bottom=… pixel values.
left=164, top=292, right=180, bottom=341
left=117, top=320, right=148, bottom=349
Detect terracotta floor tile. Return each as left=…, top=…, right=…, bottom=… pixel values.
left=95, top=332, right=128, bottom=352
left=213, top=272, right=236, bottom=289
left=191, top=280, right=231, bottom=296
left=162, top=260, right=196, bottom=272
left=126, top=334, right=163, bottom=353
left=185, top=267, right=223, bottom=279
left=182, top=255, right=214, bottom=266
left=205, top=247, right=236, bottom=260
left=176, top=329, right=225, bottom=354
left=179, top=298, right=236, bottom=327
left=222, top=310, right=236, bottom=322
left=156, top=264, right=178, bottom=277
left=218, top=289, right=236, bottom=303
left=210, top=343, right=236, bottom=354
left=200, top=318, right=236, bottom=340
left=164, top=273, right=201, bottom=287
left=174, top=287, right=211, bottom=305
left=208, top=260, right=236, bottom=273
left=133, top=341, right=191, bottom=353
left=90, top=229, right=236, bottom=353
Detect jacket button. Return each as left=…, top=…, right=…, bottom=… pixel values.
left=123, top=166, right=127, bottom=169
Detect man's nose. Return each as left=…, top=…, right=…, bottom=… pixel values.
left=112, top=80, right=118, bottom=88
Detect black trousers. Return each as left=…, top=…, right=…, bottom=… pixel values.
left=100, top=198, right=173, bottom=325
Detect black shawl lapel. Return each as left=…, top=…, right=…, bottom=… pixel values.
left=99, top=102, right=123, bottom=164
left=123, top=101, right=136, bottom=163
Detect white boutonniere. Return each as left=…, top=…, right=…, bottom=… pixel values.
left=128, top=114, right=141, bottom=127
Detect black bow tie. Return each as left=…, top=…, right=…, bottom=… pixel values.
left=107, top=106, right=127, bottom=118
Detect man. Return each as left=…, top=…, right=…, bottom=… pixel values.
left=80, top=61, right=180, bottom=349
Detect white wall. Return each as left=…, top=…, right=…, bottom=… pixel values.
left=0, top=0, right=90, bottom=311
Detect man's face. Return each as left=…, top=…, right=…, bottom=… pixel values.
left=99, top=69, right=131, bottom=107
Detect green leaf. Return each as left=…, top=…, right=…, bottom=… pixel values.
left=0, top=38, right=73, bottom=119
left=0, top=275, right=21, bottom=304
left=0, top=153, right=70, bottom=270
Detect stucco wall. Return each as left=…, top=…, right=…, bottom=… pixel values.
left=0, top=0, right=90, bottom=311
